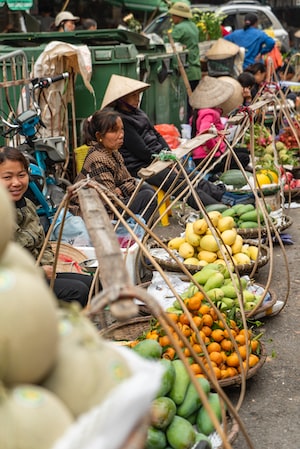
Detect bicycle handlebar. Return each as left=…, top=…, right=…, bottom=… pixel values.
left=31, top=72, right=69, bottom=89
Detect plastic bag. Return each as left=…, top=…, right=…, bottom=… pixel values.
left=154, top=124, right=180, bottom=149
left=51, top=208, right=92, bottom=246
left=112, top=216, right=145, bottom=249
left=52, top=345, right=163, bottom=449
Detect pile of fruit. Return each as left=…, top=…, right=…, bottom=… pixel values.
left=168, top=209, right=260, bottom=267
left=130, top=293, right=262, bottom=382
left=141, top=356, right=224, bottom=449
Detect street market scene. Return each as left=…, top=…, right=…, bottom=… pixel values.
left=0, top=0, right=300, bottom=448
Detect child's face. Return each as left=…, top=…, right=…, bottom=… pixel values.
left=0, top=159, right=29, bottom=202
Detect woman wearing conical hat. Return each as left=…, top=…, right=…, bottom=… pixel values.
left=100, top=74, right=231, bottom=208
left=189, top=76, right=250, bottom=176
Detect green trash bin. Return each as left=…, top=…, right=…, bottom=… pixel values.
left=140, top=49, right=188, bottom=129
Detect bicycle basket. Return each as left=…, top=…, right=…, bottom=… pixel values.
left=34, top=137, right=66, bottom=162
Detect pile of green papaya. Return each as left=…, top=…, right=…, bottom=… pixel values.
left=145, top=358, right=224, bottom=449
left=221, top=203, right=271, bottom=229
left=176, top=263, right=262, bottom=313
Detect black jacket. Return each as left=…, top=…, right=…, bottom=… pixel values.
left=116, top=107, right=169, bottom=178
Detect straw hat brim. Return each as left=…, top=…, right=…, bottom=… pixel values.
left=101, top=75, right=150, bottom=109
left=206, top=38, right=240, bottom=60
left=189, top=76, right=234, bottom=110
left=217, top=76, right=243, bottom=116
left=294, top=30, right=300, bottom=38
left=50, top=242, right=89, bottom=273
left=168, top=3, right=192, bottom=19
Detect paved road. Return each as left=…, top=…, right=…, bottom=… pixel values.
left=152, top=204, right=300, bottom=449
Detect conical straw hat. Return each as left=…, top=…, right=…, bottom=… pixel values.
left=218, top=76, right=243, bottom=115
left=206, top=38, right=240, bottom=60
left=101, top=75, right=150, bottom=109
left=189, top=75, right=234, bottom=110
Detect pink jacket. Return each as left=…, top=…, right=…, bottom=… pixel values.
left=190, top=108, right=226, bottom=159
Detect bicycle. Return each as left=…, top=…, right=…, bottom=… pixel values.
left=1, top=72, right=70, bottom=230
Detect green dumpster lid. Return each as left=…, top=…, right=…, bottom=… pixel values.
left=104, top=0, right=168, bottom=12
left=0, top=29, right=151, bottom=49
left=0, top=0, right=33, bottom=10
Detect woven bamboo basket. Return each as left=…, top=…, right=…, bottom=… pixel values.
left=99, top=315, right=267, bottom=389
left=50, top=242, right=89, bottom=273
left=237, top=214, right=293, bottom=239
left=147, top=239, right=270, bottom=275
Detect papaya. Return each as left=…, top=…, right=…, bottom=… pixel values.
left=166, top=415, right=196, bottom=449
left=150, top=397, right=176, bottom=430
left=168, top=360, right=190, bottom=405
left=196, top=392, right=224, bottom=436
left=185, top=222, right=201, bottom=247
left=206, top=288, right=224, bottom=302
left=146, top=426, right=167, bottom=449
left=168, top=237, right=186, bottom=250
left=192, top=268, right=218, bottom=286
left=219, top=169, right=250, bottom=188
left=236, top=204, right=255, bottom=216
left=203, top=272, right=225, bottom=292
left=156, top=359, right=176, bottom=398
left=177, top=377, right=211, bottom=418
left=132, top=339, right=162, bottom=359
left=238, top=221, right=259, bottom=229
left=186, top=410, right=198, bottom=425
left=194, top=432, right=212, bottom=448
left=220, top=284, right=238, bottom=299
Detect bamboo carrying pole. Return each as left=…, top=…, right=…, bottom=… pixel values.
left=167, top=31, right=193, bottom=98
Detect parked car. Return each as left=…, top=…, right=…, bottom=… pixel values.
left=144, top=0, right=290, bottom=53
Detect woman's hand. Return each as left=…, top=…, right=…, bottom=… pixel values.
left=42, top=265, right=55, bottom=279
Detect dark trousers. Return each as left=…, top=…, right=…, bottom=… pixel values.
left=194, top=147, right=250, bottom=176
left=50, top=272, right=93, bottom=308
left=128, top=183, right=157, bottom=224
left=146, top=167, right=225, bottom=208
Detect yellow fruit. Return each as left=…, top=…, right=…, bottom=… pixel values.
left=217, top=244, right=232, bottom=259
left=183, top=257, right=200, bottom=266
left=241, top=244, right=250, bottom=257
left=217, top=216, right=235, bottom=232
left=179, top=242, right=194, bottom=259
left=232, top=252, right=251, bottom=265
left=231, top=234, right=243, bottom=254
left=199, top=234, right=219, bottom=252
left=260, top=169, right=278, bottom=184
left=185, top=222, right=201, bottom=247
left=168, top=237, right=186, bottom=250
left=214, top=258, right=227, bottom=266
left=207, top=211, right=222, bottom=227
left=198, top=260, right=208, bottom=267
left=193, top=218, right=208, bottom=235
left=248, top=245, right=259, bottom=261
left=198, top=250, right=218, bottom=263
left=221, top=229, right=237, bottom=246
left=256, top=173, right=271, bottom=187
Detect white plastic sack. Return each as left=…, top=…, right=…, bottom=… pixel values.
left=52, top=344, right=164, bottom=449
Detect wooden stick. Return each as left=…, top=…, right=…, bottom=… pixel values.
left=167, top=31, right=192, bottom=97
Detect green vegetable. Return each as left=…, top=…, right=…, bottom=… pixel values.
left=219, top=169, right=250, bottom=188
left=168, top=360, right=190, bottom=405
left=166, top=415, right=196, bottom=449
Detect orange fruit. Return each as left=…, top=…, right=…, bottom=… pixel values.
left=211, top=329, right=225, bottom=342
left=192, top=315, right=202, bottom=328
left=192, top=343, right=203, bottom=354
left=202, top=325, right=212, bottom=337
left=162, top=347, right=176, bottom=360
left=190, top=363, right=202, bottom=375
left=221, top=339, right=233, bottom=352
left=209, top=351, right=223, bottom=365
left=207, top=342, right=221, bottom=353
left=182, top=324, right=192, bottom=337
left=237, top=345, right=248, bottom=360
left=186, top=292, right=204, bottom=311
left=167, top=313, right=180, bottom=323
left=226, top=352, right=240, bottom=367
left=179, top=313, right=190, bottom=326
left=199, top=304, right=210, bottom=315
left=209, top=307, right=218, bottom=321
left=249, top=353, right=260, bottom=367
left=235, top=334, right=246, bottom=345
left=226, top=366, right=238, bottom=377
left=202, top=314, right=214, bottom=327
left=159, top=335, right=171, bottom=347
left=250, top=339, right=259, bottom=352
